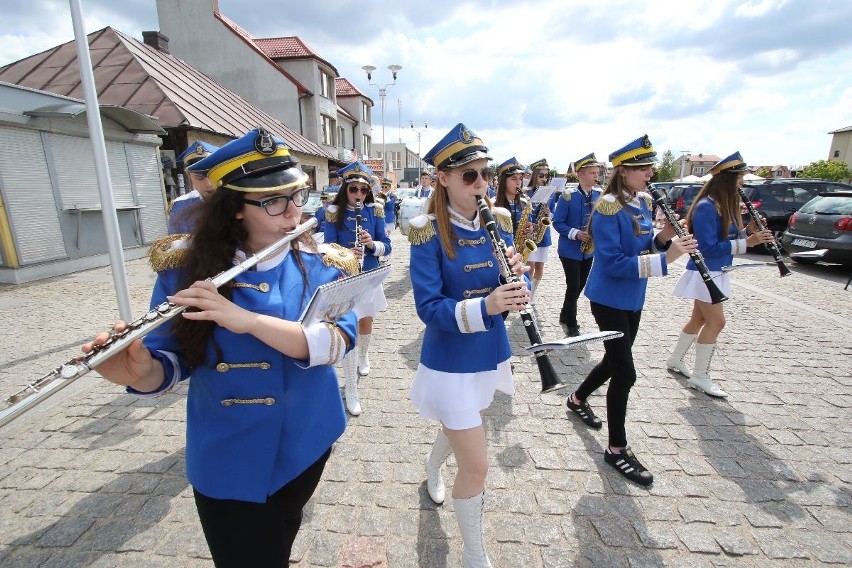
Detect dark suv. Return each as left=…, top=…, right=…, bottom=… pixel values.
left=649, top=182, right=704, bottom=218
left=740, top=179, right=852, bottom=235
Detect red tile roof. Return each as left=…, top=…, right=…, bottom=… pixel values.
left=0, top=27, right=333, bottom=160
left=335, top=77, right=369, bottom=99
left=253, top=36, right=338, bottom=76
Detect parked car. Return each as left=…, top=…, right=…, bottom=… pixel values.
left=780, top=191, right=852, bottom=265
left=740, top=179, right=852, bottom=235
left=649, top=182, right=704, bottom=218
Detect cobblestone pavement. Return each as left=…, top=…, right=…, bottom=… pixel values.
left=0, top=230, right=850, bottom=567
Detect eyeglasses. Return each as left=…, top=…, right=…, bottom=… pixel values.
left=452, top=167, right=492, bottom=186
left=243, top=187, right=309, bottom=216
left=348, top=186, right=371, bottom=195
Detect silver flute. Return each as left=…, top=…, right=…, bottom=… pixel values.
left=0, top=217, right=318, bottom=427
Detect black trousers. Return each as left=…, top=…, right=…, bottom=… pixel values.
left=193, top=449, right=331, bottom=567
left=559, top=256, right=593, bottom=326
left=574, top=302, right=642, bottom=448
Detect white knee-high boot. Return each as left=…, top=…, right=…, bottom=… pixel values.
left=357, top=333, right=371, bottom=376
left=343, top=350, right=362, bottom=415
left=688, top=343, right=728, bottom=398
left=426, top=429, right=452, bottom=504
left=667, top=331, right=697, bottom=377
left=454, top=491, right=492, bottom=568
left=530, top=277, right=541, bottom=304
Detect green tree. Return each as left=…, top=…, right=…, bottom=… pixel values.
left=565, top=172, right=579, bottom=183
left=655, top=150, right=678, bottom=181
left=800, top=159, right=850, bottom=182
left=756, top=166, right=772, bottom=178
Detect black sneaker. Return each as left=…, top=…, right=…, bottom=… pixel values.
left=604, top=447, right=654, bottom=486
left=567, top=326, right=580, bottom=337
left=566, top=393, right=602, bottom=429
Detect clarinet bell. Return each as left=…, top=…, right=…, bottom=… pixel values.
left=536, top=353, right=568, bottom=393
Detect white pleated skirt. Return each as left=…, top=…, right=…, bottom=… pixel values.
left=409, top=359, right=515, bottom=430
left=526, top=245, right=550, bottom=263
left=353, top=284, right=388, bottom=319
left=673, top=269, right=732, bottom=303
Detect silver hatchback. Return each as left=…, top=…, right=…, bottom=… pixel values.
left=781, top=191, right=852, bottom=265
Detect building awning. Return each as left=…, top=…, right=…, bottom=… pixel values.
left=24, top=103, right=165, bottom=134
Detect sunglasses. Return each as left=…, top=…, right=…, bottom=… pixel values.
left=452, top=167, right=492, bottom=186
left=537, top=173, right=548, bottom=179
left=243, top=187, right=309, bottom=216
left=348, top=186, right=371, bottom=195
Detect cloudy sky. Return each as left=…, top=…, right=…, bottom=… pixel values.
left=2, top=0, right=851, bottom=172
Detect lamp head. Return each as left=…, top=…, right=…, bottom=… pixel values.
left=388, top=64, right=402, bottom=80
left=362, top=64, right=376, bottom=81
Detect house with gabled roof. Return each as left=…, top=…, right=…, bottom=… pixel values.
left=156, top=0, right=375, bottom=180
left=0, top=26, right=336, bottom=193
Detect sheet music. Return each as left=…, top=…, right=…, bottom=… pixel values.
left=550, top=177, right=568, bottom=191
left=299, top=265, right=392, bottom=326
left=530, top=185, right=556, bottom=204
left=523, top=330, right=623, bottom=353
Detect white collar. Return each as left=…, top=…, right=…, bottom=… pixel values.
left=234, top=244, right=290, bottom=271
left=448, top=205, right=480, bottom=230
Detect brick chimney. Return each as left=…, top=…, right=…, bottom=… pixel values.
left=142, top=31, right=170, bottom=53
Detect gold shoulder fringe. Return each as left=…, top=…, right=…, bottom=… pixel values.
left=148, top=234, right=190, bottom=272
left=595, top=197, right=622, bottom=216
left=408, top=218, right=436, bottom=246
left=562, top=189, right=572, bottom=202
left=320, top=243, right=360, bottom=277
left=373, top=203, right=385, bottom=218
left=325, top=207, right=339, bottom=223
left=494, top=208, right=513, bottom=234
left=639, top=192, right=653, bottom=210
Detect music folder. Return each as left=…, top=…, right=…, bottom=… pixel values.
left=530, top=185, right=557, bottom=204
left=523, top=330, right=624, bottom=353
left=298, top=264, right=392, bottom=326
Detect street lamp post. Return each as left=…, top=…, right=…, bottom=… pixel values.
left=410, top=120, right=428, bottom=179
left=362, top=64, right=402, bottom=178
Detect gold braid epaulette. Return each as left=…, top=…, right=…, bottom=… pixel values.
left=319, top=243, right=360, bottom=276
left=372, top=203, right=385, bottom=219
left=325, top=207, right=339, bottom=223
left=594, top=196, right=623, bottom=216
left=494, top=208, right=513, bottom=234
left=639, top=192, right=653, bottom=210
left=408, top=217, right=436, bottom=246
left=148, top=234, right=190, bottom=272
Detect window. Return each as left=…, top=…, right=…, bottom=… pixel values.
left=390, top=151, right=402, bottom=170
left=361, top=101, right=371, bottom=123
left=362, top=134, right=371, bottom=157
left=693, top=166, right=705, bottom=175
left=835, top=150, right=841, bottom=158
left=320, top=70, right=334, bottom=99
left=321, top=115, right=334, bottom=146
left=337, top=126, right=345, bottom=148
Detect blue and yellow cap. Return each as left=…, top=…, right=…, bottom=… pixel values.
left=423, top=123, right=490, bottom=169
left=178, top=141, right=219, bottom=169
left=710, top=151, right=748, bottom=175
left=189, top=127, right=308, bottom=192
left=609, top=135, right=656, bottom=167
left=381, top=177, right=393, bottom=188
left=497, top=157, right=525, bottom=177
left=573, top=153, right=599, bottom=171
left=529, top=158, right=549, bottom=171
left=338, top=161, right=375, bottom=185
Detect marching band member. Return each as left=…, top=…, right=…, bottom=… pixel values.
left=415, top=171, right=433, bottom=198
left=83, top=128, right=358, bottom=566
left=408, top=123, right=529, bottom=568
left=524, top=158, right=554, bottom=303
left=324, top=161, right=392, bottom=415
left=667, top=152, right=773, bottom=398
left=169, top=141, right=219, bottom=234
left=552, top=153, right=602, bottom=337
left=380, top=177, right=397, bottom=233
left=566, top=135, right=696, bottom=486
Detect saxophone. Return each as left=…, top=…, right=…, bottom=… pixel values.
left=530, top=202, right=552, bottom=245
left=514, top=197, right=537, bottom=263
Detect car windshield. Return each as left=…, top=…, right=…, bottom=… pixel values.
left=799, top=196, right=852, bottom=215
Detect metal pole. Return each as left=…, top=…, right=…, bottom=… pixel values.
left=679, top=150, right=690, bottom=180
left=69, top=0, right=132, bottom=321
left=380, top=89, right=386, bottom=177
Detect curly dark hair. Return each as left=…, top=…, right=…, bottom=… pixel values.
left=170, top=188, right=313, bottom=368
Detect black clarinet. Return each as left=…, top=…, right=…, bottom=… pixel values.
left=476, top=196, right=567, bottom=393
left=646, top=184, right=728, bottom=304
left=737, top=187, right=791, bottom=277
left=354, top=199, right=365, bottom=272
